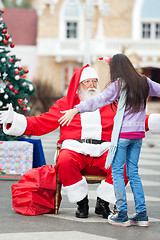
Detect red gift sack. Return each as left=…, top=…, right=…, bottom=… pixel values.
left=11, top=165, right=61, bottom=216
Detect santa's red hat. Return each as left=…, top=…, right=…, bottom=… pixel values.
left=67, top=64, right=99, bottom=108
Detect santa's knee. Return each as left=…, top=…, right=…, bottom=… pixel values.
left=62, top=177, right=88, bottom=203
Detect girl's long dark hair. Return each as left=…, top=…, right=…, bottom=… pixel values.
left=109, top=54, right=149, bottom=113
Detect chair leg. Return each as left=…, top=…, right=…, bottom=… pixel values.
left=55, top=174, right=61, bottom=214
left=113, top=205, right=117, bottom=215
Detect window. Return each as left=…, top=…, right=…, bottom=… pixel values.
left=132, top=0, right=160, bottom=40
left=59, top=0, right=83, bottom=41
left=141, top=0, right=160, bottom=39
left=142, top=22, right=160, bottom=39
left=66, top=22, right=78, bottom=39
left=155, top=23, right=160, bottom=38
left=142, top=23, right=151, bottom=38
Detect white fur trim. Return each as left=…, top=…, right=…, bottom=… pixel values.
left=79, top=67, right=99, bottom=83
left=61, top=139, right=110, bottom=157
left=62, top=177, right=88, bottom=203
left=3, top=112, right=27, bottom=136
left=148, top=114, right=160, bottom=133
left=96, top=180, right=116, bottom=204
left=81, top=110, right=102, bottom=140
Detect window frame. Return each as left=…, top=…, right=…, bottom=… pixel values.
left=59, top=0, right=84, bottom=41
left=141, top=20, right=160, bottom=39
left=65, top=21, right=78, bottom=39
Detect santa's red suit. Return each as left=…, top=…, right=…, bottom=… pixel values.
left=3, top=65, right=160, bottom=204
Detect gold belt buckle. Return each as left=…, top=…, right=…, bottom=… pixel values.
left=85, top=138, right=92, bottom=144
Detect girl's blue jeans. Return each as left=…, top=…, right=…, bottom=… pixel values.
left=112, top=138, right=146, bottom=213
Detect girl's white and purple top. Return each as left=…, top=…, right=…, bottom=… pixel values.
left=76, top=78, right=160, bottom=135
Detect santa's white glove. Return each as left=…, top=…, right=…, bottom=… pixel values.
left=0, top=103, right=14, bottom=124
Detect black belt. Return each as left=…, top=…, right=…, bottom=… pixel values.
left=75, top=139, right=105, bottom=144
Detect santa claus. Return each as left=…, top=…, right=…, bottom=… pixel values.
left=0, top=64, right=159, bottom=219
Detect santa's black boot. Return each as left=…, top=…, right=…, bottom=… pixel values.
left=95, top=197, right=111, bottom=219
left=75, top=196, right=89, bottom=218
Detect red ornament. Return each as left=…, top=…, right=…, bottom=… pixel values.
left=18, top=99, right=22, bottom=105
left=2, top=29, right=7, bottom=34
left=3, top=39, right=8, bottom=45
left=9, top=85, right=14, bottom=91
left=23, top=107, right=27, bottom=111
left=5, top=34, right=10, bottom=40
left=0, top=125, right=1, bottom=129
left=14, top=70, right=20, bottom=75
left=10, top=43, right=15, bottom=48
left=6, top=81, right=10, bottom=85
left=9, top=58, right=14, bottom=62
left=14, top=90, right=18, bottom=94
left=1, top=10, right=4, bottom=13
left=25, top=69, right=29, bottom=73
left=18, top=66, right=23, bottom=70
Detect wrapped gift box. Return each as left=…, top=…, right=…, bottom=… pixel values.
left=0, top=141, right=33, bottom=175
left=0, top=173, right=22, bottom=181
left=18, top=138, right=46, bottom=168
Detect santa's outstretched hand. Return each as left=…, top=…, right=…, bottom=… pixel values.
left=58, top=108, right=79, bottom=126
left=0, top=103, right=14, bottom=124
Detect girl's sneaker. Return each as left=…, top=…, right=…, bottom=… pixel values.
left=129, top=211, right=149, bottom=227
left=108, top=211, right=131, bottom=227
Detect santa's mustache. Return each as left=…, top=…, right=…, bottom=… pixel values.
left=78, top=85, right=100, bottom=101
left=87, top=88, right=96, bottom=92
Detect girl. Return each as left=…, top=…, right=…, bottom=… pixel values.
left=58, top=54, right=160, bottom=227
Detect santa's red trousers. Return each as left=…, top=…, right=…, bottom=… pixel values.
left=55, top=149, right=128, bottom=203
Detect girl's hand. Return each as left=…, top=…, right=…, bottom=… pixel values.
left=58, top=108, right=79, bottom=126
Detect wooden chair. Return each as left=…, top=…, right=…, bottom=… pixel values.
left=54, top=142, right=107, bottom=214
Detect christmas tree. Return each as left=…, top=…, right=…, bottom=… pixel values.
left=0, top=9, right=35, bottom=140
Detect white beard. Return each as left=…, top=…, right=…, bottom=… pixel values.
left=78, top=86, right=100, bottom=101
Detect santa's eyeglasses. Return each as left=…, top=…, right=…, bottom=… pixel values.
left=81, top=79, right=98, bottom=86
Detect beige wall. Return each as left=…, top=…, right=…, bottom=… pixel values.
left=36, top=56, right=61, bottom=96
left=37, top=0, right=135, bottom=39
left=37, top=0, right=64, bottom=38
left=92, top=0, right=135, bottom=38
left=36, top=57, right=83, bottom=96
left=36, top=0, right=136, bottom=96
left=104, top=0, right=134, bottom=38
